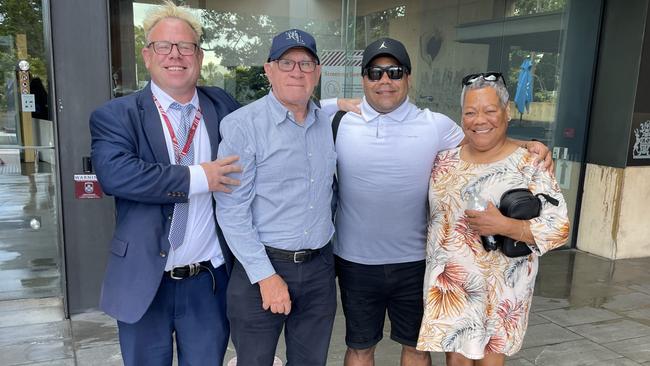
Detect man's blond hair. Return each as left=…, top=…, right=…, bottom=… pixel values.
left=143, top=0, right=203, bottom=43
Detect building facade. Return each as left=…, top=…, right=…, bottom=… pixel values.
left=0, top=0, right=648, bottom=314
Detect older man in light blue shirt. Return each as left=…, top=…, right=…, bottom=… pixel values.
left=215, top=29, right=337, bottom=366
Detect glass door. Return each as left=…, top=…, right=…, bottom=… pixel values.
left=0, top=0, right=62, bottom=301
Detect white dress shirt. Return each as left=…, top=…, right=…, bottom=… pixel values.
left=150, top=81, right=224, bottom=270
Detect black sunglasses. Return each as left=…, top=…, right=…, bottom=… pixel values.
left=363, top=66, right=406, bottom=81
left=461, top=72, right=506, bottom=87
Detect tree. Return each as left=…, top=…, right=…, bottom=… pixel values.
left=508, top=50, right=559, bottom=104
left=133, top=25, right=148, bottom=87
left=0, top=0, right=47, bottom=112
left=200, top=11, right=276, bottom=68
left=511, top=0, right=567, bottom=16
left=355, top=5, right=406, bottom=49
left=223, top=66, right=269, bottom=105
left=200, top=62, right=224, bottom=87
left=198, top=10, right=334, bottom=104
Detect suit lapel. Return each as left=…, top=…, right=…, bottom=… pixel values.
left=138, top=84, right=171, bottom=165
left=198, top=90, right=221, bottom=160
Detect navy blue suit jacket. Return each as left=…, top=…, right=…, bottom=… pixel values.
left=90, top=83, right=240, bottom=323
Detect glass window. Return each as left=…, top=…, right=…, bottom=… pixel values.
left=110, top=0, right=344, bottom=104
left=346, top=0, right=597, bottom=246
left=109, top=0, right=600, bottom=246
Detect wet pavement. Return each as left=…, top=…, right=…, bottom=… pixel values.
left=0, top=250, right=649, bottom=365
left=2, top=164, right=650, bottom=365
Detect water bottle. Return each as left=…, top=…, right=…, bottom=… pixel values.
left=465, top=186, right=498, bottom=251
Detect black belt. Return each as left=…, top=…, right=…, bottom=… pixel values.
left=265, top=246, right=323, bottom=263
left=165, top=261, right=216, bottom=292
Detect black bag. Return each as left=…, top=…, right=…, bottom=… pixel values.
left=493, top=188, right=559, bottom=257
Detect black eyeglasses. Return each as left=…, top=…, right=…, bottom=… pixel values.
left=363, top=66, right=406, bottom=81
left=461, top=72, right=506, bottom=87
left=274, top=59, right=318, bottom=73
left=147, top=41, right=199, bottom=56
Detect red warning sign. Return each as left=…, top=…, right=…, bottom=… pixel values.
left=74, top=174, right=103, bottom=199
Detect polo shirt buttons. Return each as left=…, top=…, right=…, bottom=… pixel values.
left=159, top=250, right=167, bottom=258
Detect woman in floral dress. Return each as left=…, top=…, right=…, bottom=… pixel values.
left=416, top=73, right=570, bottom=366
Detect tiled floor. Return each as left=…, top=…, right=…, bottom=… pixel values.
left=1, top=251, right=650, bottom=365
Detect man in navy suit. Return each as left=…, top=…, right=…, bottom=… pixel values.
left=89, top=2, right=240, bottom=365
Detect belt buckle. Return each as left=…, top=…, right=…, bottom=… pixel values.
left=293, top=250, right=308, bottom=263
left=169, top=266, right=184, bottom=280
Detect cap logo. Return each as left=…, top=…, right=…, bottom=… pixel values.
left=378, top=41, right=388, bottom=49
left=285, top=30, right=305, bottom=45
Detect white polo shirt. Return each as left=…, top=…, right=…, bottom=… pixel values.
left=333, top=97, right=464, bottom=265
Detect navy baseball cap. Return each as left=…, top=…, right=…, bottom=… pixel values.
left=268, top=29, right=320, bottom=63
left=362, top=37, right=411, bottom=73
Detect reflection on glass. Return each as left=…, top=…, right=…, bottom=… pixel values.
left=0, top=0, right=54, bottom=172
left=107, top=0, right=599, bottom=248
left=0, top=0, right=61, bottom=302
left=114, top=1, right=344, bottom=104
left=352, top=0, right=576, bottom=245
left=508, top=0, right=567, bottom=17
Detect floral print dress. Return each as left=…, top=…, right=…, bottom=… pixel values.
left=417, top=147, right=569, bottom=359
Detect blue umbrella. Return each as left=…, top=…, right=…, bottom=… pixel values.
left=514, top=58, right=534, bottom=115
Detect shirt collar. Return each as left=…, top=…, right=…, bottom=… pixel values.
left=361, top=96, right=411, bottom=123
left=266, top=90, right=319, bottom=127
left=150, top=81, right=199, bottom=112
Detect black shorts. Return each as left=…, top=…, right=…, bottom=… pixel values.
left=335, top=256, right=425, bottom=349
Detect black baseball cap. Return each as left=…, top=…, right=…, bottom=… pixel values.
left=268, top=29, right=320, bottom=63
left=361, top=37, right=411, bottom=73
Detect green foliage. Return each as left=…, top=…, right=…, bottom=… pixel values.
left=221, top=66, right=269, bottom=105
left=511, top=0, right=567, bottom=16
left=200, top=62, right=224, bottom=87
left=508, top=49, right=559, bottom=103
left=134, top=25, right=148, bottom=87
left=0, top=0, right=47, bottom=112
left=354, top=6, right=406, bottom=49
left=200, top=11, right=276, bottom=67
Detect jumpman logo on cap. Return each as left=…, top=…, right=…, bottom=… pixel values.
left=379, top=41, right=388, bottom=49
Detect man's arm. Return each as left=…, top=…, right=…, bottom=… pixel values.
left=320, top=98, right=362, bottom=117
left=200, top=156, right=242, bottom=193
left=455, top=134, right=553, bottom=172
left=90, top=105, right=190, bottom=204
left=214, top=119, right=291, bottom=315
left=510, top=138, right=553, bottom=172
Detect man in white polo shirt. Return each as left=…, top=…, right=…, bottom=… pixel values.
left=333, top=38, right=550, bottom=366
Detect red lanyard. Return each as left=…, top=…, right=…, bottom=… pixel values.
left=152, top=95, right=202, bottom=163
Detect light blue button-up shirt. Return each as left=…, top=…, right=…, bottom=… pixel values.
left=216, top=91, right=336, bottom=284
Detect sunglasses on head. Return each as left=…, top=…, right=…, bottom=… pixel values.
left=363, top=66, right=406, bottom=81
left=461, top=72, right=506, bottom=87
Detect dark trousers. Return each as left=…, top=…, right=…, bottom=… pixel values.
left=117, top=264, right=229, bottom=366
left=227, top=245, right=337, bottom=366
